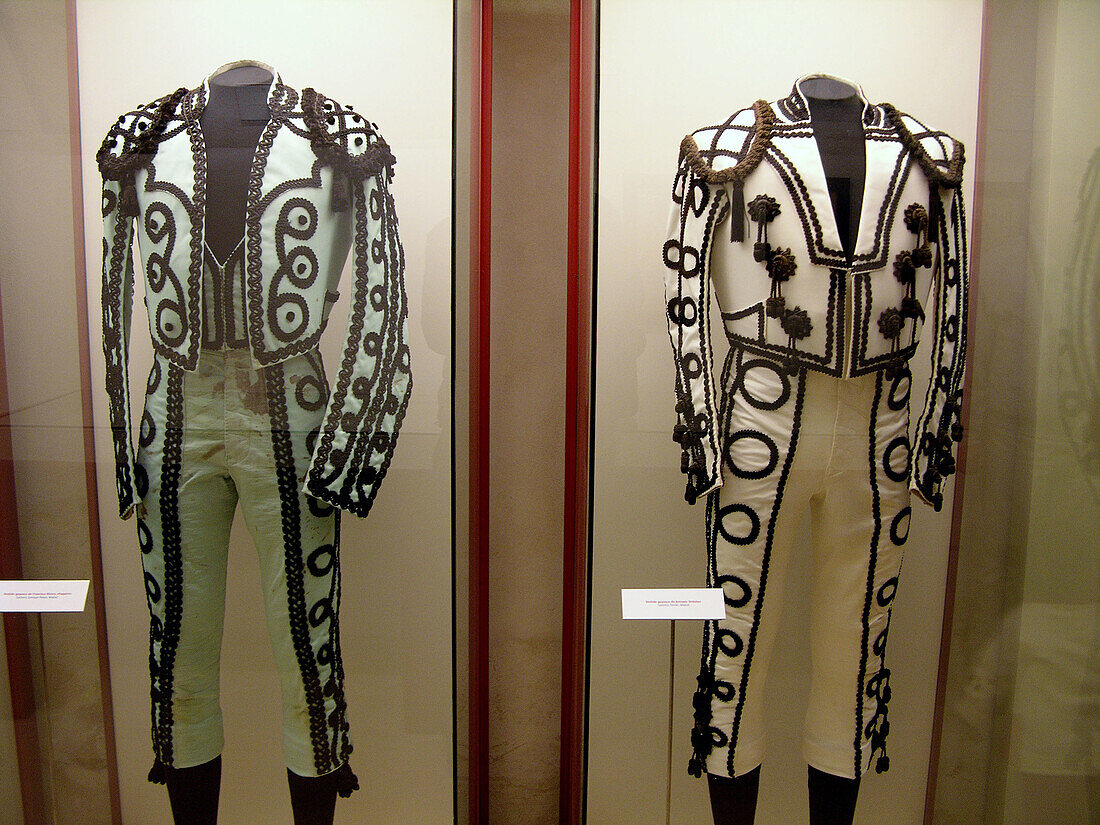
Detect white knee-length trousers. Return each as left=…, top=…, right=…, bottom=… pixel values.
left=135, top=347, right=352, bottom=778
left=689, top=347, right=911, bottom=781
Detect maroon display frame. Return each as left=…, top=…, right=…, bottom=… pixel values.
left=0, top=3, right=494, bottom=824
left=557, top=4, right=979, bottom=825
left=469, top=1, right=493, bottom=823
left=559, top=1, right=595, bottom=824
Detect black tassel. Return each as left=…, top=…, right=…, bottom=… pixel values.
left=729, top=179, right=745, bottom=243
left=335, top=763, right=359, bottom=798
left=928, top=182, right=941, bottom=233
left=147, top=758, right=166, bottom=785
left=121, top=179, right=139, bottom=218
left=332, top=174, right=350, bottom=212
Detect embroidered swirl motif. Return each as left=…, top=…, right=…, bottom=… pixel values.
left=269, top=197, right=320, bottom=343
left=142, top=202, right=188, bottom=349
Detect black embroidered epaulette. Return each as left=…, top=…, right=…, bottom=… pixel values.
left=301, top=88, right=395, bottom=211
left=96, top=88, right=188, bottom=180
left=883, top=104, right=965, bottom=189
left=679, top=101, right=774, bottom=186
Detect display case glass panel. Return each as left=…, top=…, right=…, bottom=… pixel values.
left=1, top=1, right=472, bottom=822
left=581, top=2, right=981, bottom=823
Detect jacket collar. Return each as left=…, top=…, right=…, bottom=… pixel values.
left=186, top=59, right=292, bottom=118
left=777, top=73, right=881, bottom=127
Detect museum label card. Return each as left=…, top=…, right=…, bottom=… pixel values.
left=0, top=580, right=90, bottom=613
left=621, top=588, right=724, bottom=620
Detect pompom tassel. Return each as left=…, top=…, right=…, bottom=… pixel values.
left=335, top=762, right=359, bottom=798
left=147, top=758, right=166, bottom=785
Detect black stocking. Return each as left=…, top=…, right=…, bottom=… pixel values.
left=164, top=755, right=221, bottom=825
left=708, top=765, right=761, bottom=825
left=807, top=765, right=860, bottom=825
left=287, top=768, right=339, bottom=825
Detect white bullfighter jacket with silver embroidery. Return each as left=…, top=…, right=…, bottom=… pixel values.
left=664, top=78, right=967, bottom=511
left=98, top=70, right=411, bottom=519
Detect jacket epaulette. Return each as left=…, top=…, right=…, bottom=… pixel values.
left=302, top=88, right=395, bottom=177
left=679, top=101, right=775, bottom=185
left=300, top=88, right=396, bottom=213
left=96, top=89, right=188, bottom=179
left=883, top=105, right=965, bottom=189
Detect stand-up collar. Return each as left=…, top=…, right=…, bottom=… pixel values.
left=190, top=59, right=287, bottom=117
left=779, top=73, right=878, bottom=127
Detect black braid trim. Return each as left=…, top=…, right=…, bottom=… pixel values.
left=264, top=361, right=333, bottom=774
left=153, top=364, right=185, bottom=769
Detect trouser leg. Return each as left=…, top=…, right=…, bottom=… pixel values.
left=691, top=351, right=810, bottom=779
left=804, top=367, right=910, bottom=779
left=226, top=350, right=355, bottom=785
left=138, top=354, right=239, bottom=776
left=807, top=765, right=860, bottom=825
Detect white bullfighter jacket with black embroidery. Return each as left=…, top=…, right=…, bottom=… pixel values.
left=664, top=79, right=967, bottom=511
left=98, top=71, right=411, bottom=520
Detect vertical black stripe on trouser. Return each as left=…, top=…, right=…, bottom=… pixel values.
left=264, top=360, right=338, bottom=775
left=693, top=347, right=743, bottom=767
left=854, top=369, right=886, bottom=779
left=151, top=363, right=186, bottom=768
left=326, top=513, right=352, bottom=765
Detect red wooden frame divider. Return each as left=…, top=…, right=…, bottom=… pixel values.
left=560, top=1, right=595, bottom=824
left=470, top=1, right=493, bottom=823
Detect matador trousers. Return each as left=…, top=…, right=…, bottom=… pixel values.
left=135, top=347, right=352, bottom=778
left=690, top=348, right=912, bottom=781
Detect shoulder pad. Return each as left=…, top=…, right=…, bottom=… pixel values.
left=301, top=87, right=395, bottom=180
left=679, top=100, right=774, bottom=184
left=883, top=104, right=965, bottom=188
left=96, top=88, right=188, bottom=180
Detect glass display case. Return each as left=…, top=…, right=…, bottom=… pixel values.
left=0, top=1, right=479, bottom=822
left=3, top=2, right=1097, bottom=824
left=561, top=2, right=1098, bottom=825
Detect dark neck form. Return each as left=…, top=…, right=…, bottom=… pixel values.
left=201, top=67, right=272, bottom=261
left=806, top=84, right=866, bottom=259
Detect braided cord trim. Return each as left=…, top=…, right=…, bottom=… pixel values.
left=679, top=100, right=776, bottom=185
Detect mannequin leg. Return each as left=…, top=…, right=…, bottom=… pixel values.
left=708, top=765, right=761, bottom=825
left=807, top=765, right=860, bottom=825
left=164, top=755, right=222, bottom=825
left=287, top=769, right=338, bottom=825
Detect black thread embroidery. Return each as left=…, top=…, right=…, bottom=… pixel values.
left=150, top=363, right=185, bottom=772
left=264, top=360, right=333, bottom=773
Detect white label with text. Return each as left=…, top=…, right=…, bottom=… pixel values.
left=0, top=580, right=90, bottom=613
left=621, top=588, right=724, bottom=620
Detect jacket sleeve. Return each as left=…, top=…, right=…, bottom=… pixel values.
left=101, top=177, right=141, bottom=519
left=662, top=149, right=728, bottom=504
left=910, top=184, right=968, bottom=510
left=305, top=163, right=412, bottom=516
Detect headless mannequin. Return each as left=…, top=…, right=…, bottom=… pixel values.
left=707, top=77, right=865, bottom=825
left=160, top=63, right=340, bottom=825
